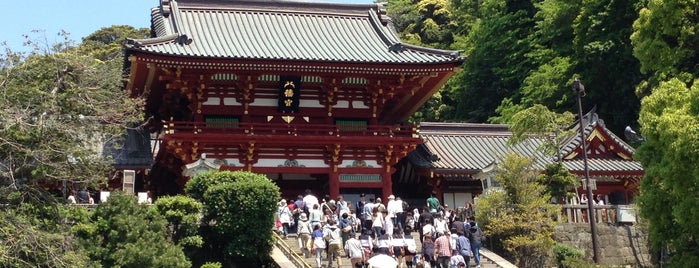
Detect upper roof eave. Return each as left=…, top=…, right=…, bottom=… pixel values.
left=124, top=0, right=464, bottom=65
left=176, top=0, right=384, bottom=12
left=124, top=50, right=464, bottom=74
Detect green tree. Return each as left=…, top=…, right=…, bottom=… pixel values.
left=476, top=153, right=558, bottom=267
left=74, top=192, right=190, bottom=267
left=154, top=195, right=204, bottom=257
left=492, top=0, right=643, bottom=136
left=631, top=0, right=699, bottom=94
left=635, top=78, right=699, bottom=267
left=490, top=0, right=579, bottom=121
left=570, top=0, right=643, bottom=135
left=388, top=0, right=464, bottom=122
left=507, top=104, right=574, bottom=155
left=506, top=105, right=578, bottom=203
left=185, top=170, right=280, bottom=266
left=387, top=0, right=457, bottom=49
left=0, top=33, right=143, bottom=191
left=79, top=25, right=150, bottom=61
left=450, top=0, right=536, bottom=122
left=0, top=30, right=143, bottom=267
left=0, top=188, right=94, bottom=267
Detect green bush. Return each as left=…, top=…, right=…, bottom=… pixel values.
left=553, top=243, right=590, bottom=268
left=75, top=191, right=190, bottom=267
left=200, top=262, right=222, bottom=268
left=154, top=195, right=203, bottom=248
left=186, top=170, right=280, bottom=266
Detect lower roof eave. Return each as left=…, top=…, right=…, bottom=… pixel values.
left=127, top=51, right=462, bottom=75
left=430, top=168, right=481, bottom=175
left=569, top=169, right=645, bottom=178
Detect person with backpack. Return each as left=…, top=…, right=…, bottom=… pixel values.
left=356, top=194, right=366, bottom=229
left=297, top=213, right=312, bottom=258
left=468, top=221, right=485, bottom=268
left=456, top=231, right=471, bottom=268
left=421, top=235, right=436, bottom=268
left=323, top=219, right=343, bottom=268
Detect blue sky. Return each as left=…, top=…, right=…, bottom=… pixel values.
left=1, top=0, right=373, bottom=52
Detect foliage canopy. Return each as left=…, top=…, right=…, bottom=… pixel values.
left=635, top=78, right=699, bottom=267
left=185, top=170, right=280, bottom=266
left=74, top=192, right=190, bottom=268
left=476, top=153, right=559, bottom=267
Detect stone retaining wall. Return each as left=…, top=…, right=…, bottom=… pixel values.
left=554, top=223, right=653, bottom=267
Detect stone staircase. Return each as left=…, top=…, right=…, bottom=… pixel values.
left=277, top=232, right=505, bottom=268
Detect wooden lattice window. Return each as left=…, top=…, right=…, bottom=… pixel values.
left=205, top=116, right=240, bottom=128
left=335, top=119, right=368, bottom=131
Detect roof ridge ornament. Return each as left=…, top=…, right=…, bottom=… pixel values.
left=176, top=34, right=192, bottom=45
left=161, top=0, right=171, bottom=17
left=375, top=2, right=390, bottom=26
left=389, top=43, right=404, bottom=53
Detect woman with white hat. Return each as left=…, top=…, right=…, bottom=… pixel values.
left=278, top=199, right=293, bottom=238
left=297, top=213, right=312, bottom=257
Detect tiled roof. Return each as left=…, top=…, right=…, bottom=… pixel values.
left=105, top=127, right=154, bottom=169
left=417, top=122, right=551, bottom=172
left=559, top=110, right=636, bottom=158
left=414, top=118, right=644, bottom=175
left=125, top=0, right=463, bottom=64
left=563, top=159, right=643, bottom=174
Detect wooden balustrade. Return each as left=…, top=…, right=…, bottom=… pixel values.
left=163, top=121, right=417, bottom=138
left=558, top=204, right=637, bottom=225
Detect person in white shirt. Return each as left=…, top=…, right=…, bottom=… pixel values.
left=67, top=191, right=77, bottom=204
left=422, top=220, right=436, bottom=240
left=337, top=195, right=349, bottom=217
left=363, top=198, right=375, bottom=230
left=595, top=194, right=605, bottom=205
left=386, top=195, right=400, bottom=221
left=345, top=231, right=365, bottom=267
left=309, top=204, right=323, bottom=230
left=372, top=209, right=385, bottom=239
left=296, top=213, right=312, bottom=257
left=385, top=215, right=395, bottom=237
left=303, top=189, right=319, bottom=214
left=434, top=212, right=449, bottom=236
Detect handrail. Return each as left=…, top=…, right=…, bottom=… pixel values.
left=272, top=232, right=312, bottom=268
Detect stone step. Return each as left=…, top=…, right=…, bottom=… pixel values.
left=281, top=232, right=502, bottom=268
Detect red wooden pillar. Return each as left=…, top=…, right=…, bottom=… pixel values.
left=435, top=179, right=443, bottom=204
left=381, top=170, right=393, bottom=201
left=329, top=172, right=340, bottom=200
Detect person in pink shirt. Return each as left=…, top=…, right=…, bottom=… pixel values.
left=434, top=231, right=452, bottom=268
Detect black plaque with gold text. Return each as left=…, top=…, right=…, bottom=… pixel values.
left=278, top=76, right=301, bottom=113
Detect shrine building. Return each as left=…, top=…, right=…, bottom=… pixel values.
left=122, top=0, right=465, bottom=200
left=405, top=110, right=644, bottom=208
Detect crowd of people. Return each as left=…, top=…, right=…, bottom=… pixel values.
left=66, top=188, right=95, bottom=204
left=275, top=190, right=486, bottom=268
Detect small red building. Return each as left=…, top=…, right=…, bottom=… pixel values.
left=122, top=0, right=464, bottom=200
left=408, top=111, right=644, bottom=208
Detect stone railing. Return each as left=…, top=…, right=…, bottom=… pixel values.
left=271, top=232, right=312, bottom=268
left=559, top=204, right=637, bottom=225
